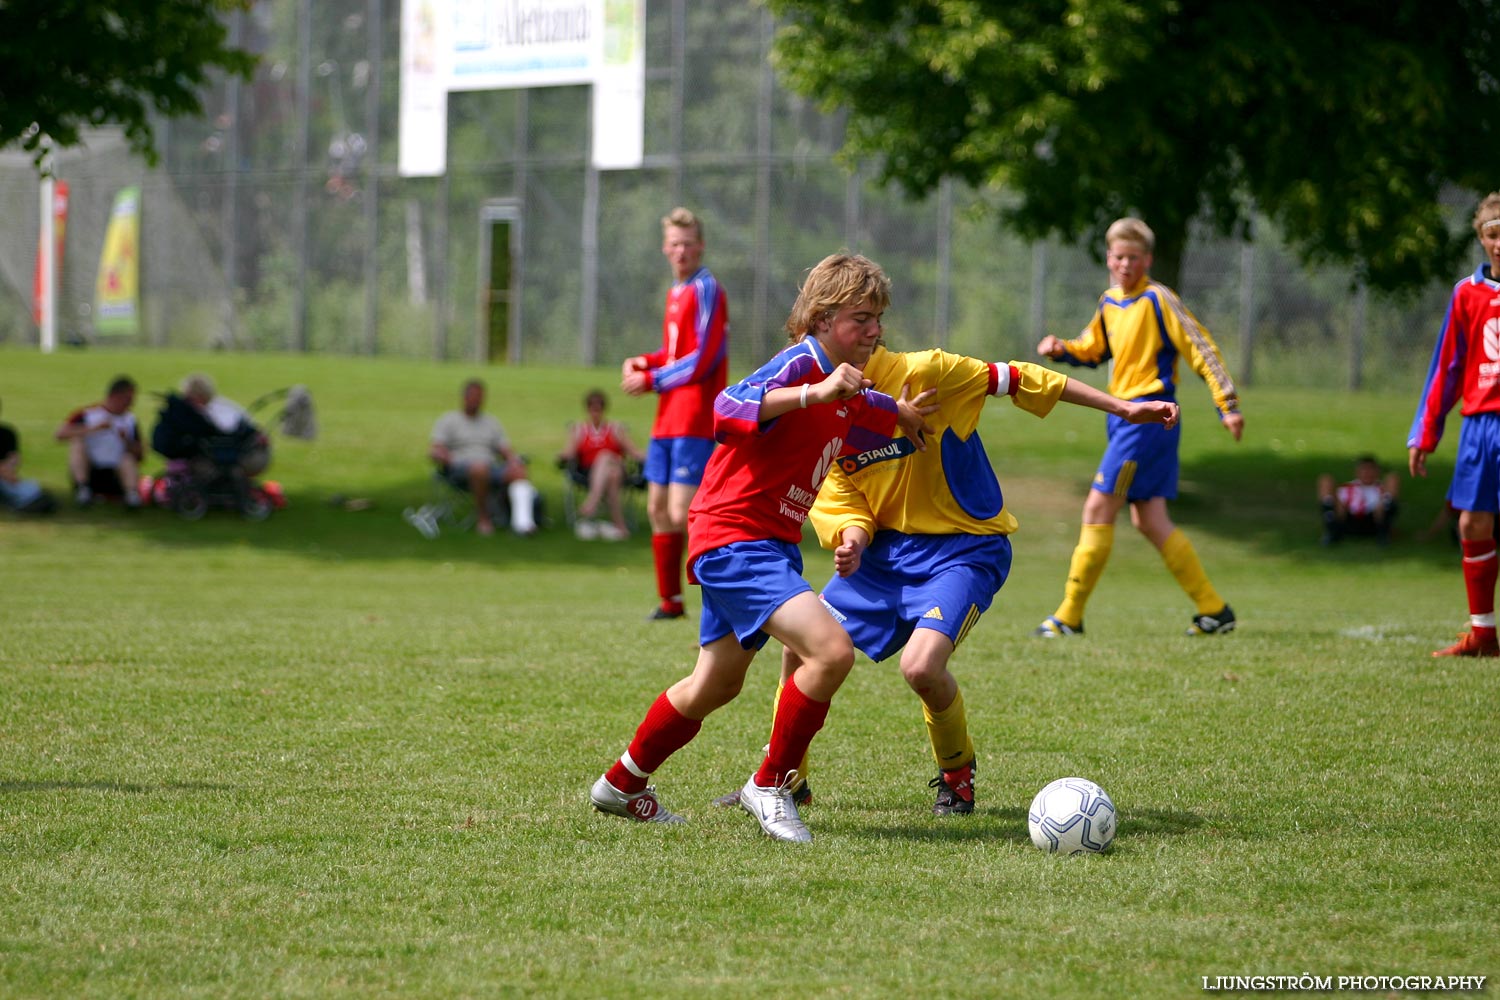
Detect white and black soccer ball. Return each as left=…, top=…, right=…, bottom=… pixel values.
left=1028, top=777, right=1117, bottom=855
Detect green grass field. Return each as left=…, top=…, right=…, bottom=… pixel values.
left=1, top=346, right=1495, bottom=998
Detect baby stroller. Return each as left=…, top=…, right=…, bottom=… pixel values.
left=149, top=392, right=275, bottom=521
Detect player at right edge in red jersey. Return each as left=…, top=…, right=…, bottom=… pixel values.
left=622, top=208, right=729, bottom=621
left=1408, top=191, right=1500, bottom=658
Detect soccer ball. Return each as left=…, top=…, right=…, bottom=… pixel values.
left=1027, top=777, right=1117, bottom=855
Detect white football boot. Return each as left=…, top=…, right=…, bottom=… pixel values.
left=737, top=770, right=812, bottom=843
left=590, top=775, right=686, bottom=824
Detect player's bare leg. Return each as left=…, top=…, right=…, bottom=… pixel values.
left=901, top=629, right=975, bottom=815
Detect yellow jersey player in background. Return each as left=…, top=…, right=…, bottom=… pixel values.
left=1034, top=216, right=1244, bottom=639
left=716, top=344, right=1177, bottom=815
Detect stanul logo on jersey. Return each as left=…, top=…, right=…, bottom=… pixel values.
left=1482, top=317, right=1500, bottom=383
left=838, top=437, right=917, bottom=476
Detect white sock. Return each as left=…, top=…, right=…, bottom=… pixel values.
left=508, top=480, right=537, bottom=533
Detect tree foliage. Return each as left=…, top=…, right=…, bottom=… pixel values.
left=0, top=0, right=256, bottom=167
left=765, top=0, right=1500, bottom=292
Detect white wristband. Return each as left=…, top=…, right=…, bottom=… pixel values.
left=799, top=384, right=809, bottom=409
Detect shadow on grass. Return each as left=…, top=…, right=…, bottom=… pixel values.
left=1161, top=448, right=1459, bottom=569
left=1, top=475, right=657, bottom=571
left=0, top=779, right=233, bottom=794
left=853, top=805, right=1207, bottom=844
left=5, top=448, right=1465, bottom=573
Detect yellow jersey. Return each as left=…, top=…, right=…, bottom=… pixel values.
left=809, top=347, right=1067, bottom=547
left=1057, top=278, right=1239, bottom=415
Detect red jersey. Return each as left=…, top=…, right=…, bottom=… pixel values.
left=643, top=266, right=728, bottom=440
left=570, top=419, right=628, bottom=469
left=687, top=337, right=900, bottom=567
left=1409, top=264, right=1500, bottom=452
left=1335, top=481, right=1385, bottom=517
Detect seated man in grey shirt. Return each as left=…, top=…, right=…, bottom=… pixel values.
left=429, top=378, right=539, bottom=536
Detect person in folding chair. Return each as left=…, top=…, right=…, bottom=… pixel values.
left=427, top=378, right=539, bottom=537
left=558, top=388, right=646, bottom=541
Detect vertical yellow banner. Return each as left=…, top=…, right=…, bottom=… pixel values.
left=95, top=185, right=141, bottom=337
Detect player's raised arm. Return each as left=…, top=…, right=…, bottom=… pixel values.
left=1058, top=377, right=1178, bottom=428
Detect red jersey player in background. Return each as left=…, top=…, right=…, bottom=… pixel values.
left=622, top=207, right=729, bottom=620
left=1408, top=191, right=1500, bottom=657
left=591, top=252, right=934, bottom=843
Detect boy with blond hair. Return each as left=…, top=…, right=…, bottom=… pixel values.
left=1408, top=192, right=1500, bottom=657
left=591, top=253, right=932, bottom=843
left=1034, top=217, right=1244, bottom=638
left=622, top=207, right=729, bottom=619
left=713, top=342, right=1178, bottom=817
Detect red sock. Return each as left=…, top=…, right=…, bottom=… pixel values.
left=652, top=532, right=685, bottom=612
left=1462, top=538, right=1498, bottom=638
left=755, top=673, right=830, bottom=788
left=605, top=692, right=701, bottom=794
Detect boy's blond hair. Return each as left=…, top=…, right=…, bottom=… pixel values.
left=1473, top=193, right=1500, bottom=238
left=661, top=206, right=703, bottom=242
left=1106, top=217, right=1155, bottom=252
left=784, top=253, right=892, bottom=343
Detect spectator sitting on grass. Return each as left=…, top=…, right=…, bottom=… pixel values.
left=1318, top=454, right=1399, bottom=546
left=0, top=400, right=56, bottom=514
left=54, top=375, right=143, bottom=508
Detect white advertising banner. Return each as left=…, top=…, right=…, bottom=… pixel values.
left=399, top=0, right=451, bottom=176
left=448, top=0, right=597, bottom=91
left=591, top=0, right=645, bottom=170
left=399, top=0, right=644, bottom=177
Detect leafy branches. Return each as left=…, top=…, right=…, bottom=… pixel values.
left=0, top=0, right=256, bottom=167
left=767, top=0, right=1499, bottom=292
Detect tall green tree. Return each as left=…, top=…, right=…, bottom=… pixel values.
left=766, top=0, right=1498, bottom=292
left=0, top=0, right=255, bottom=167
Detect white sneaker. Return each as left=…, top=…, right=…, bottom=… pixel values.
left=574, top=519, right=599, bottom=540
left=737, top=770, right=812, bottom=843
left=590, top=775, right=686, bottom=824
left=597, top=523, right=628, bottom=542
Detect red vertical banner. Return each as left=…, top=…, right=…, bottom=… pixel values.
left=32, top=180, right=70, bottom=325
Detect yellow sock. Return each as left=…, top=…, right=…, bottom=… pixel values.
left=770, top=681, right=811, bottom=781
left=1159, top=528, right=1224, bottom=614
left=922, top=688, right=974, bottom=771
left=1054, top=523, right=1114, bottom=627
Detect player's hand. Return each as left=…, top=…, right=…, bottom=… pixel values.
left=816, top=363, right=871, bottom=403
left=1409, top=446, right=1428, bottom=478
left=1125, top=400, right=1178, bottom=428
left=621, top=356, right=646, bottom=377
left=896, top=384, right=937, bottom=451
left=833, top=526, right=870, bottom=578
left=621, top=369, right=651, bottom=396
left=1222, top=411, right=1244, bottom=441
left=1036, top=335, right=1065, bottom=358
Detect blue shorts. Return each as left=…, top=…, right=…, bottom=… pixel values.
left=694, top=539, right=812, bottom=650
left=818, top=532, right=1011, bottom=663
left=645, top=437, right=714, bottom=487
left=0, top=476, right=44, bottom=510
left=1093, top=406, right=1180, bottom=502
left=1449, top=411, right=1500, bottom=513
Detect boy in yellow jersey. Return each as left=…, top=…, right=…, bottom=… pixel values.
left=715, top=344, right=1177, bottom=815
left=1033, top=217, right=1244, bottom=639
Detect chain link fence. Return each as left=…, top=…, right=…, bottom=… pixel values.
left=0, top=0, right=1458, bottom=391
